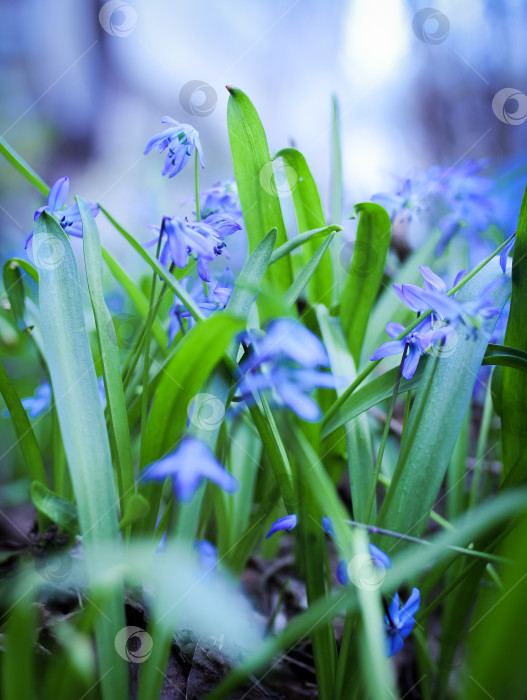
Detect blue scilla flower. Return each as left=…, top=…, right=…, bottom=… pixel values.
left=151, top=214, right=241, bottom=282
left=140, top=436, right=238, bottom=503
left=200, top=179, right=242, bottom=219
left=26, top=177, right=99, bottom=248
left=370, top=319, right=453, bottom=380
left=168, top=267, right=234, bottom=345
left=237, top=319, right=337, bottom=421
left=384, top=588, right=420, bottom=657
left=265, top=514, right=298, bottom=539
left=144, top=117, right=204, bottom=178
left=393, top=265, right=466, bottom=317
left=372, top=169, right=437, bottom=221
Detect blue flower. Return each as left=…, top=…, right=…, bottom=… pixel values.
left=26, top=176, right=99, bottom=248
left=393, top=265, right=466, bottom=317
left=372, top=171, right=435, bottom=221
left=152, top=215, right=241, bottom=282
left=384, top=588, right=420, bottom=657
left=199, top=179, right=243, bottom=219
left=144, top=117, right=204, bottom=178
left=168, top=268, right=234, bottom=345
left=140, top=436, right=238, bottom=503
left=236, top=319, right=337, bottom=421
left=265, top=514, right=298, bottom=539
left=370, top=319, right=452, bottom=380
left=322, top=516, right=336, bottom=537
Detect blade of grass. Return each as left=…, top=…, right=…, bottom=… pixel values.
left=283, top=232, right=335, bottom=308
left=78, top=197, right=136, bottom=520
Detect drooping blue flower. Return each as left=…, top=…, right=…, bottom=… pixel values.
left=393, top=265, right=466, bottom=317
left=26, top=177, right=99, bottom=248
left=384, top=588, right=420, bottom=657
left=144, top=117, right=204, bottom=178
left=167, top=267, right=234, bottom=345
left=265, top=514, right=298, bottom=539
left=151, top=214, right=241, bottom=282
left=236, top=319, right=337, bottom=421
left=372, top=170, right=437, bottom=221
left=199, top=179, right=242, bottom=219
left=370, top=319, right=453, bottom=380
left=499, top=235, right=515, bottom=273
left=141, top=436, right=238, bottom=503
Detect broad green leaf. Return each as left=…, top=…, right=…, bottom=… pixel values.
left=274, top=148, right=334, bottom=304
left=34, top=212, right=126, bottom=700
left=316, top=306, right=375, bottom=523
left=144, top=313, right=243, bottom=464
left=0, top=361, right=47, bottom=486
left=339, top=203, right=392, bottom=366
left=30, top=480, right=78, bottom=532
left=78, top=197, right=135, bottom=513
left=322, top=363, right=425, bottom=438
left=483, top=343, right=527, bottom=371
left=501, top=182, right=527, bottom=482
left=119, top=493, right=150, bottom=530
left=226, top=86, right=292, bottom=292
left=377, top=260, right=511, bottom=546
left=283, top=232, right=335, bottom=308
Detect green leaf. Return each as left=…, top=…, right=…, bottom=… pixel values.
left=1, top=592, right=36, bottom=700
left=30, top=481, right=78, bottom=532
left=33, top=212, right=127, bottom=700
left=226, top=86, right=292, bottom=292
left=501, top=183, right=527, bottom=482
left=483, top=343, right=527, bottom=371
left=78, top=197, right=136, bottom=514
left=3, top=260, right=26, bottom=326
left=377, top=260, right=511, bottom=546
left=329, top=95, right=344, bottom=303
left=119, top=493, right=150, bottom=530
left=144, top=313, right=243, bottom=464
left=0, top=361, right=47, bottom=486
left=316, top=306, right=375, bottom=523
left=339, top=202, right=391, bottom=366
left=227, top=228, right=277, bottom=322
left=322, top=362, right=426, bottom=438
left=274, top=148, right=334, bottom=303
left=5, top=257, right=39, bottom=284
left=283, top=232, right=335, bottom=308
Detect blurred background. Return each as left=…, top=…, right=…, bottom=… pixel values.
left=1, top=0, right=526, bottom=265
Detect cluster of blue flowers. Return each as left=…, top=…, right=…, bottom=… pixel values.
left=266, top=514, right=420, bottom=657
left=370, top=265, right=502, bottom=379
left=372, top=159, right=508, bottom=262
left=235, top=318, right=338, bottom=422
